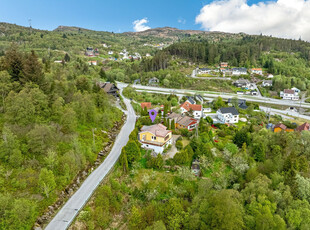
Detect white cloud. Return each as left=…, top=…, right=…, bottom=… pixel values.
left=195, top=0, right=310, bottom=41
left=178, top=18, right=186, bottom=24
left=133, top=18, right=151, bottom=32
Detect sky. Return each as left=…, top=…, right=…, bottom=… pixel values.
left=1, top=0, right=310, bottom=41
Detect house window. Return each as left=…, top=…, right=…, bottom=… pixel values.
left=152, top=136, right=156, bottom=140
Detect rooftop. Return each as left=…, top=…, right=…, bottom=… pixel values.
left=218, top=107, right=239, bottom=115
left=140, top=124, right=171, bottom=137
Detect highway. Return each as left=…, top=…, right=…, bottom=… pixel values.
left=131, top=84, right=310, bottom=109
left=45, top=85, right=136, bottom=230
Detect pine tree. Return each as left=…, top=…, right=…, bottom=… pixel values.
left=171, top=119, right=175, bottom=130
left=64, top=53, right=70, bottom=62
left=22, top=50, right=44, bottom=85
left=119, top=148, right=128, bottom=173
left=3, top=43, right=24, bottom=82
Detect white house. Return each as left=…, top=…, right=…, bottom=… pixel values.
left=267, top=74, right=274, bottom=79
left=291, top=87, right=301, bottom=94
left=216, top=107, right=239, bottom=124
left=232, top=68, right=247, bottom=76
left=198, top=68, right=212, bottom=75
left=108, top=51, right=114, bottom=55
left=180, top=102, right=203, bottom=119
left=280, top=89, right=299, bottom=100
left=251, top=68, right=263, bottom=75
left=262, top=80, right=273, bottom=87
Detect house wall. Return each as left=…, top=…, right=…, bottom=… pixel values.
left=141, top=143, right=164, bottom=154
left=216, top=111, right=239, bottom=123
left=139, top=131, right=172, bottom=143
left=274, top=127, right=283, bottom=133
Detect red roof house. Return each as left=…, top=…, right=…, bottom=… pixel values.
left=141, top=102, right=152, bottom=109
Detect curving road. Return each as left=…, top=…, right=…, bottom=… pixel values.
left=45, top=85, right=136, bottom=230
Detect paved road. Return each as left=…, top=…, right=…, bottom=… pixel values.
left=45, top=86, right=136, bottom=230
left=132, top=84, right=310, bottom=109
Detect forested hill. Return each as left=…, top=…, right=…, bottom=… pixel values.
left=0, top=22, right=243, bottom=56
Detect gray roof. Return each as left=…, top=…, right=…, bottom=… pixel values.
left=263, top=80, right=273, bottom=84
left=186, top=96, right=196, bottom=104
left=219, top=107, right=239, bottom=115
left=199, top=68, right=211, bottom=71
left=232, top=68, right=247, bottom=72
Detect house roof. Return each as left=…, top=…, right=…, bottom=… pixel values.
left=296, top=122, right=310, bottom=132
left=168, top=112, right=182, bottom=120
left=252, top=68, right=262, bottom=71
left=186, top=96, right=196, bottom=104
left=232, top=68, right=247, bottom=71
left=284, top=89, right=295, bottom=94
left=218, top=107, right=239, bottom=115
left=177, top=116, right=197, bottom=127
left=181, top=102, right=202, bottom=112
left=140, top=124, right=171, bottom=137
left=274, top=123, right=287, bottom=130
left=263, top=80, right=273, bottom=84
left=234, top=78, right=250, bottom=84
left=195, top=95, right=204, bottom=101
left=101, top=83, right=119, bottom=93
left=141, top=102, right=152, bottom=109
left=227, top=99, right=248, bottom=109
left=200, top=68, right=211, bottom=71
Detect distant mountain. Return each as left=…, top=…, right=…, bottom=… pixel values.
left=123, top=26, right=243, bottom=41
left=53, top=25, right=93, bottom=32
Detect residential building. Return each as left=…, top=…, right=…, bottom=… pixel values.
left=251, top=68, right=263, bottom=75
left=267, top=74, right=274, bottom=79
left=232, top=68, right=247, bottom=76
left=291, top=87, right=301, bottom=94
left=180, top=102, right=203, bottom=119
left=138, top=124, right=172, bottom=154
left=88, top=61, right=97, bottom=66
left=148, top=77, right=159, bottom=86
left=85, top=47, right=94, bottom=56
left=228, top=99, right=248, bottom=109
left=197, top=68, right=212, bottom=75
left=99, top=82, right=119, bottom=97
left=280, top=89, right=299, bottom=100
left=133, top=79, right=141, bottom=85
left=274, top=123, right=294, bottom=133
left=262, top=80, right=273, bottom=87
left=185, top=96, right=196, bottom=105
left=216, top=107, right=239, bottom=124
left=195, top=95, right=204, bottom=104
left=141, top=102, right=152, bottom=109
left=233, top=78, right=251, bottom=88
left=220, top=62, right=228, bottom=68
left=296, top=122, right=310, bottom=132
left=108, top=51, right=114, bottom=55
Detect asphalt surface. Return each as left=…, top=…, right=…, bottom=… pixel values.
left=131, top=84, right=310, bottom=109
left=45, top=86, right=136, bottom=230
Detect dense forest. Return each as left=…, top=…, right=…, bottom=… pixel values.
left=72, top=94, right=310, bottom=229
left=0, top=44, right=122, bottom=229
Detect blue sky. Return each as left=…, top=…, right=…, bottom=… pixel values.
left=0, top=0, right=274, bottom=32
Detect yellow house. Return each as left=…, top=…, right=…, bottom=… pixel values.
left=139, top=124, right=172, bottom=154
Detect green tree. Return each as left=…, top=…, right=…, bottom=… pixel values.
left=119, top=148, right=129, bottom=173
left=38, top=168, right=56, bottom=198
left=64, top=53, right=70, bottom=62
left=0, top=71, right=13, bottom=112
left=2, top=43, right=24, bottom=82
left=171, top=119, right=175, bottom=130
left=22, top=50, right=44, bottom=84
left=124, top=140, right=141, bottom=165
left=200, top=190, right=245, bottom=230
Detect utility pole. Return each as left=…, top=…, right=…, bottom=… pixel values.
left=28, top=19, right=32, bottom=34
